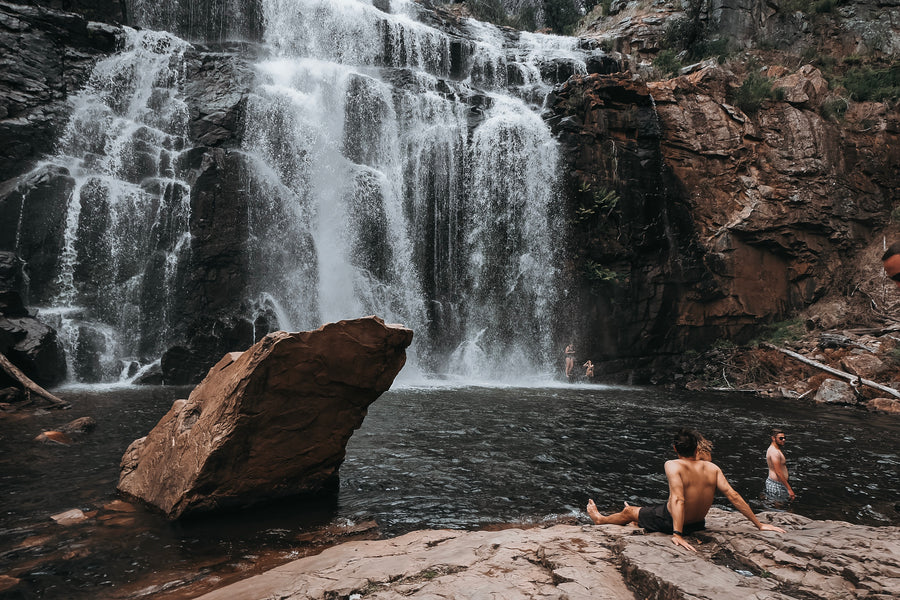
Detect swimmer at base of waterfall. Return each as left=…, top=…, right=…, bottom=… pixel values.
left=586, top=427, right=786, bottom=552
left=564, top=343, right=575, bottom=378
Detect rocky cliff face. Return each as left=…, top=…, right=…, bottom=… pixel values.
left=0, top=0, right=266, bottom=383
left=548, top=64, right=899, bottom=375
left=549, top=0, right=900, bottom=379
left=0, top=1, right=119, bottom=183
left=0, top=0, right=898, bottom=383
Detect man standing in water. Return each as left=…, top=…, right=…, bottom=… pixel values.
left=586, top=428, right=785, bottom=552
left=766, top=429, right=795, bottom=502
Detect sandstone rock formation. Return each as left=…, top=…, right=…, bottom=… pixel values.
left=193, top=509, right=900, bottom=600
left=117, top=316, right=413, bottom=519
left=549, top=59, right=899, bottom=380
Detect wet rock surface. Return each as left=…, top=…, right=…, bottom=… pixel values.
left=0, top=251, right=66, bottom=388
left=194, top=509, right=900, bottom=600
left=0, top=1, right=119, bottom=183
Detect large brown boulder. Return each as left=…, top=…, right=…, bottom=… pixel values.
left=116, top=316, right=413, bottom=519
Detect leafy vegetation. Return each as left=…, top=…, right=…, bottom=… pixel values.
left=757, top=318, right=807, bottom=346
left=841, top=63, right=900, bottom=102
left=543, top=0, right=583, bottom=35
left=466, top=0, right=537, bottom=30
left=653, top=49, right=682, bottom=78
left=465, top=0, right=595, bottom=35
left=574, top=184, right=620, bottom=222
left=819, top=96, right=848, bottom=121
left=732, top=70, right=780, bottom=114
left=662, top=0, right=731, bottom=64
left=584, top=261, right=623, bottom=282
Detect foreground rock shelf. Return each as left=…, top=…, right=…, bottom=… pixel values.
left=195, top=509, right=899, bottom=600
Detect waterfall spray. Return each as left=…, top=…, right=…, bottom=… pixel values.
left=25, top=0, right=597, bottom=383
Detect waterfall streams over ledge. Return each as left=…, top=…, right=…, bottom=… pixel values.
left=14, top=0, right=600, bottom=384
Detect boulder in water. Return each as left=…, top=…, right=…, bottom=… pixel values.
left=116, top=316, right=413, bottom=520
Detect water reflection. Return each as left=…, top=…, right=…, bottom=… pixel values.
left=0, top=384, right=898, bottom=598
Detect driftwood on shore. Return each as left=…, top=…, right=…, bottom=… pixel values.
left=764, top=343, right=900, bottom=400
left=0, top=352, right=68, bottom=408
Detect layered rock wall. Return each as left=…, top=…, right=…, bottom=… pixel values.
left=550, top=62, right=899, bottom=376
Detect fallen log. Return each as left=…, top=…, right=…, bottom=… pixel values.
left=763, top=343, right=900, bottom=400
left=0, top=352, right=69, bottom=408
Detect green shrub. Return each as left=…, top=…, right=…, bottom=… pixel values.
left=653, top=49, right=682, bottom=78
left=467, top=0, right=537, bottom=30
left=841, top=64, right=900, bottom=102
left=820, top=96, right=848, bottom=120
left=574, top=185, right=619, bottom=221
left=663, top=6, right=730, bottom=62
left=584, top=261, right=622, bottom=282
left=690, top=37, right=731, bottom=62
left=543, top=0, right=582, bottom=35
left=665, top=16, right=700, bottom=51
left=763, top=318, right=806, bottom=346
left=733, top=71, right=776, bottom=113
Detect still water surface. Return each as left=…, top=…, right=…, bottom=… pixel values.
left=1, top=384, right=898, bottom=598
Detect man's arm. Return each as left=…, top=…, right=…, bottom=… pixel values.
left=716, top=469, right=786, bottom=533
left=769, top=449, right=796, bottom=500
left=664, top=461, right=696, bottom=551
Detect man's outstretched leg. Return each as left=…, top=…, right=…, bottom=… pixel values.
left=586, top=499, right=640, bottom=525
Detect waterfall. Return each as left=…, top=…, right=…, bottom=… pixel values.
left=23, top=0, right=595, bottom=383
left=241, top=0, right=584, bottom=381
left=35, top=28, right=192, bottom=382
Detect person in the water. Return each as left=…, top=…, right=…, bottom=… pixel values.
left=564, top=343, right=576, bottom=379
left=765, top=428, right=795, bottom=502
left=582, top=359, right=594, bottom=380
left=586, top=428, right=785, bottom=552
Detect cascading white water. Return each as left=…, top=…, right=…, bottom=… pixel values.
left=25, top=0, right=593, bottom=383
left=242, top=0, right=585, bottom=381
left=37, top=29, right=192, bottom=382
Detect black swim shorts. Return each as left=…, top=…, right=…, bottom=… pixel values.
left=637, top=503, right=705, bottom=534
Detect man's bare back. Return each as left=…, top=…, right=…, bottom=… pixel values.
left=664, top=458, right=718, bottom=524
left=587, top=428, right=786, bottom=552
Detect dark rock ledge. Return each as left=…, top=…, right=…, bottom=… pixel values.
left=193, top=509, right=899, bottom=599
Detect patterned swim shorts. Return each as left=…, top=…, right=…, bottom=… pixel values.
left=765, top=478, right=790, bottom=501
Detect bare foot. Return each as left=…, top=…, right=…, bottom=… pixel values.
left=586, top=499, right=605, bottom=524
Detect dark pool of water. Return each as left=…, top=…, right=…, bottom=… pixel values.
left=1, top=383, right=899, bottom=598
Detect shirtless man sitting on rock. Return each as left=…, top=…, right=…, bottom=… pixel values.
left=586, top=428, right=786, bottom=552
